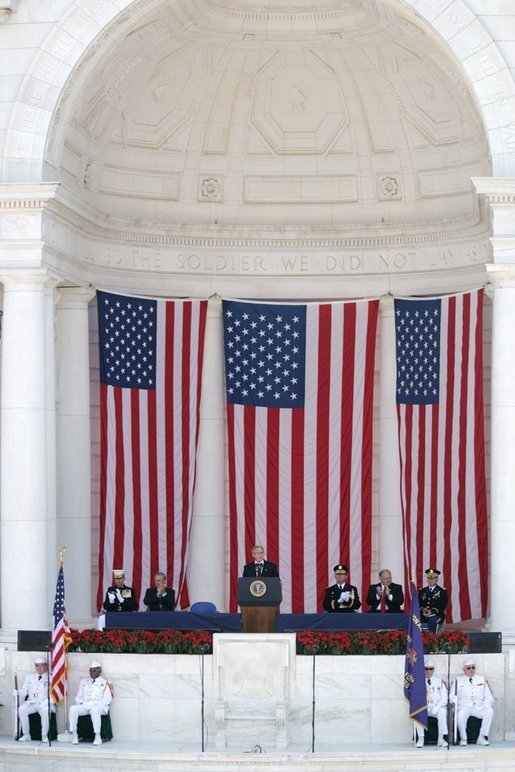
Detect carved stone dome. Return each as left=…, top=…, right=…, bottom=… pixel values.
left=53, top=0, right=490, bottom=242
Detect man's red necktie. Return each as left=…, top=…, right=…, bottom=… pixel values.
left=380, top=587, right=387, bottom=613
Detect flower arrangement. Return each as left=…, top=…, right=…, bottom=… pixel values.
left=296, top=629, right=469, bottom=655
left=68, top=627, right=469, bottom=655
left=69, top=628, right=213, bottom=655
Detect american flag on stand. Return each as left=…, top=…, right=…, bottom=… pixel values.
left=395, top=289, right=488, bottom=622
left=96, top=291, right=208, bottom=611
left=50, top=555, right=71, bottom=704
left=223, top=298, right=379, bottom=613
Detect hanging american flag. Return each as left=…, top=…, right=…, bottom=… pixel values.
left=395, top=289, right=488, bottom=623
left=223, top=298, right=379, bottom=613
left=96, top=291, right=208, bottom=611
left=51, top=555, right=71, bottom=704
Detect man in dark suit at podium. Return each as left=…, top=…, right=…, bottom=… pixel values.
left=242, top=545, right=279, bottom=578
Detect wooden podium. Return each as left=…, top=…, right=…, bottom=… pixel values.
left=237, top=577, right=282, bottom=633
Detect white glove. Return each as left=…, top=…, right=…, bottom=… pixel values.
left=339, top=591, right=350, bottom=602
left=115, top=589, right=124, bottom=603
left=107, top=592, right=115, bottom=604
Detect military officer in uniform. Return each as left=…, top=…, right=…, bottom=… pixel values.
left=15, top=656, right=55, bottom=742
left=103, top=568, right=137, bottom=612
left=69, top=661, right=113, bottom=745
left=418, top=567, right=447, bottom=632
left=451, top=659, right=494, bottom=746
left=415, top=659, right=449, bottom=748
left=143, top=571, right=175, bottom=611
left=322, top=564, right=361, bottom=612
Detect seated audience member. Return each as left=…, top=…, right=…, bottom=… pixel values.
left=418, top=567, right=447, bottom=632
left=69, top=661, right=113, bottom=746
left=102, top=568, right=137, bottom=612
left=451, top=659, right=494, bottom=746
left=322, top=564, right=361, bottom=612
left=143, top=571, right=175, bottom=611
left=242, top=544, right=279, bottom=578
left=365, top=569, right=404, bottom=613
left=15, top=656, right=55, bottom=742
left=415, top=659, right=449, bottom=748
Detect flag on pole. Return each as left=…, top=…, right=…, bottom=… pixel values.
left=96, top=291, right=208, bottom=610
left=50, top=553, right=71, bottom=704
left=222, top=298, right=379, bottom=613
left=394, top=289, right=488, bottom=622
left=404, top=580, right=428, bottom=727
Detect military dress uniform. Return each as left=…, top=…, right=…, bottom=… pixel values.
left=451, top=668, right=494, bottom=745
left=322, top=565, right=361, bottom=612
left=415, top=667, right=448, bottom=747
left=418, top=568, right=448, bottom=632
left=16, top=668, right=55, bottom=740
left=103, top=583, right=137, bottom=612
left=69, top=669, right=113, bottom=743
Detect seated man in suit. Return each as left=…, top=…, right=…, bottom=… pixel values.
left=242, top=544, right=279, bottom=578
left=365, top=569, right=404, bottom=613
left=322, top=564, right=361, bottom=612
left=143, top=571, right=175, bottom=611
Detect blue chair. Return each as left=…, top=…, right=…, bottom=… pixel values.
left=190, top=601, right=217, bottom=614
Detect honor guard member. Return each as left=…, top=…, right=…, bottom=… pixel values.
left=418, top=568, right=448, bottom=632
left=69, top=661, right=113, bottom=745
left=322, top=564, right=361, bottom=612
left=143, top=571, right=175, bottom=611
left=415, top=659, right=449, bottom=748
left=103, top=568, right=137, bottom=612
left=365, top=569, right=404, bottom=613
left=15, top=656, right=55, bottom=742
left=451, top=659, right=494, bottom=746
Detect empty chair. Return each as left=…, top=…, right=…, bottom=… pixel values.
left=190, top=601, right=217, bottom=614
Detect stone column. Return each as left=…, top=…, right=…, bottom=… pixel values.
left=378, top=296, right=404, bottom=583
left=474, top=178, right=515, bottom=640
left=55, top=286, right=96, bottom=626
left=0, top=271, right=56, bottom=633
left=187, top=298, right=226, bottom=609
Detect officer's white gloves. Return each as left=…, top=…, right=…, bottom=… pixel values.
left=115, top=589, right=124, bottom=603
left=107, top=592, right=115, bottom=604
left=339, top=591, right=350, bottom=602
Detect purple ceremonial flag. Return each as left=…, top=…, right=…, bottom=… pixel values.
left=404, top=581, right=428, bottom=727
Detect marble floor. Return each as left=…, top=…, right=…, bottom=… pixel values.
left=0, top=738, right=515, bottom=772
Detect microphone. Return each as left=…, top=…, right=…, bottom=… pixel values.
left=199, top=643, right=210, bottom=654
left=310, top=644, right=320, bottom=655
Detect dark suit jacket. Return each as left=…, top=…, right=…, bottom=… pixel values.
left=322, top=582, right=361, bottom=612
left=365, top=582, right=404, bottom=613
left=242, top=560, right=279, bottom=578
left=143, top=586, right=176, bottom=611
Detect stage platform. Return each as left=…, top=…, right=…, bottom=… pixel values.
left=1, top=738, right=515, bottom=772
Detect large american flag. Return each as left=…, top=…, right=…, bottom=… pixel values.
left=223, top=298, right=379, bottom=613
left=96, top=291, right=208, bottom=610
left=51, top=558, right=71, bottom=704
left=395, top=289, right=488, bottom=622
